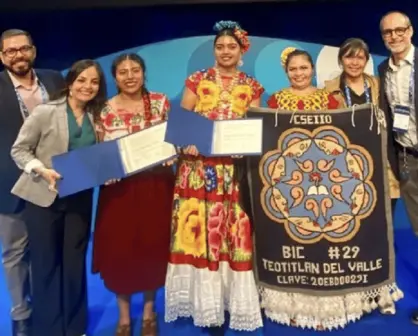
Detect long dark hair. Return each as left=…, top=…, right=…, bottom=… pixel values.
left=111, top=53, right=151, bottom=119
left=51, top=59, right=107, bottom=120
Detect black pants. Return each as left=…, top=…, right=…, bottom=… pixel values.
left=24, top=190, right=92, bottom=336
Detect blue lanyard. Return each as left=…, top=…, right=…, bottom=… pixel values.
left=344, top=80, right=371, bottom=107
left=15, top=80, right=48, bottom=118
left=386, top=58, right=415, bottom=107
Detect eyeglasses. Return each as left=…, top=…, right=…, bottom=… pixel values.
left=1, top=45, right=34, bottom=58
left=382, top=26, right=410, bottom=38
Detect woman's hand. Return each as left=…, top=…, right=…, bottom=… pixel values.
left=104, top=179, right=120, bottom=186
left=163, top=158, right=177, bottom=166
left=183, top=145, right=199, bottom=156
left=38, top=168, right=62, bottom=193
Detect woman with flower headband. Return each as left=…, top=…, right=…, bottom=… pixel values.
left=265, top=49, right=344, bottom=331
left=164, top=21, right=264, bottom=331
left=267, top=49, right=340, bottom=111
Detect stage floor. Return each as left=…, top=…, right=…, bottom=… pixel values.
left=1, top=199, right=417, bottom=336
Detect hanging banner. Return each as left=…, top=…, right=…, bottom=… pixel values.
left=247, top=105, right=396, bottom=295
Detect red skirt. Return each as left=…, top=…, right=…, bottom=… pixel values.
left=92, top=168, right=175, bottom=295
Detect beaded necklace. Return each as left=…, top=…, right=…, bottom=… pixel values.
left=214, top=67, right=239, bottom=119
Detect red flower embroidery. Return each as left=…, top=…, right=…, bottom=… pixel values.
left=179, top=164, right=192, bottom=189
left=104, top=113, right=116, bottom=127
left=207, top=111, right=219, bottom=120
left=309, top=172, right=323, bottom=183
left=207, top=203, right=227, bottom=259
left=236, top=213, right=252, bottom=252
left=122, top=113, right=133, bottom=126
left=208, top=230, right=222, bottom=260
left=202, top=88, right=210, bottom=95
left=131, top=125, right=141, bottom=133
left=239, top=93, right=248, bottom=100
left=229, top=210, right=252, bottom=253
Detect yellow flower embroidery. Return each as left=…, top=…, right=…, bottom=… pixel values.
left=196, top=80, right=220, bottom=113
left=189, top=161, right=205, bottom=190
left=231, top=84, right=253, bottom=116
left=175, top=198, right=207, bottom=257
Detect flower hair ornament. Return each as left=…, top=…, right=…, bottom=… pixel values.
left=281, top=47, right=297, bottom=68
left=213, top=20, right=251, bottom=54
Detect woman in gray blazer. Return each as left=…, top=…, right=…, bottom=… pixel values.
left=10, top=59, right=107, bottom=336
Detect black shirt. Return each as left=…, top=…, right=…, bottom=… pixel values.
left=339, top=79, right=372, bottom=105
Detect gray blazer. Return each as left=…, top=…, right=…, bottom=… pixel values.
left=10, top=97, right=96, bottom=207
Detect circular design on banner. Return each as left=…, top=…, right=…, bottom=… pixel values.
left=260, top=126, right=376, bottom=244
left=315, top=46, right=375, bottom=88
left=254, top=40, right=303, bottom=96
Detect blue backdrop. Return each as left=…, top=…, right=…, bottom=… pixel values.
left=1, top=1, right=418, bottom=335
left=0, top=0, right=415, bottom=71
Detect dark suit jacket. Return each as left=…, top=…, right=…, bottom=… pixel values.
left=378, top=48, right=418, bottom=180
left=0, top=69, right=65, bottom=214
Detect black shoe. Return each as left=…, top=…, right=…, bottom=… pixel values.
left=12, top=318, right=31, bottom=336
left=412, top=311, right=418, bottom=325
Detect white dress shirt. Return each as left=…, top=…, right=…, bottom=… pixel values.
left=385, top=45, right=416, bottom=148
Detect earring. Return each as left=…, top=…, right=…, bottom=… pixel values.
left=238, top=59, right=244, bottom=67
left=69, top=90, right=73, bottom=97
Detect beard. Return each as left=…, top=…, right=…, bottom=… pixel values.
left=4, top=58, right=34, bottom=77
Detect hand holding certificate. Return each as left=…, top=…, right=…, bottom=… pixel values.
left=52, top=121, right=177, bottom=197
left=165, top=106, right=263, bottom=156
left=118, top=122, right=177, bottom=174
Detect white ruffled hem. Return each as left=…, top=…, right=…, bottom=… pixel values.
left=164, top=262, right=263, bottom=331
left=260, top=283, right=404, bottom=330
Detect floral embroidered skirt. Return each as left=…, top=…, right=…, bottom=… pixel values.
left=164, top=155, right=263, bottom=331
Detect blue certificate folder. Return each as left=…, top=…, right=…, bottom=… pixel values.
left=165, top=106, right=263, bottom=156
left=165, top=107, right=214, bottom=156
left=52, top=141, right=125, bottom=198
left=52, top=122, right=177, bottom=198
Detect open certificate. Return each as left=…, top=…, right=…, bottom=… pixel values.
left=118, top=122, right=177, bottom=174
left=165, top=106, right=263, bottom=156
left=211, top=119, right=263, bottom=155
left=52, top=121, right=177, bottom=197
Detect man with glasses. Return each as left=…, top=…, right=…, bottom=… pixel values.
left=0, top=29, right=64, bottom=336
left=378, top=11, right=418, bottom=325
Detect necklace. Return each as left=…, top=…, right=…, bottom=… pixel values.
left=116, top=95, right=144, bottom=115
left=344, top=79, right=370, bottom=107
left=214, top=67, right=239, bottom=119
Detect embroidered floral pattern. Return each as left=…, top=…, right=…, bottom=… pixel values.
left=174, top=198, right=206, bottom=258
left=165, top=69, right=265, bottom=331
left=267, top=89, right=340, bottom=111
left=98, top=92, right=169, bottom=141
left=168, top=69, right=263, bottom=270
left=205, top=166, right=217, bottom=192
left=188, top=68, right=263, bottom=119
